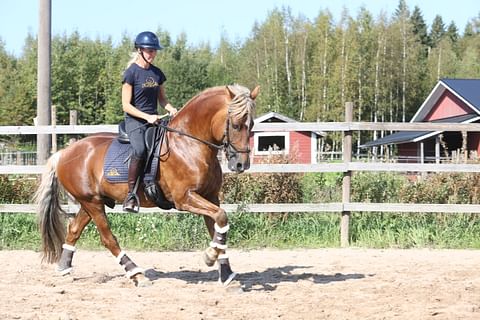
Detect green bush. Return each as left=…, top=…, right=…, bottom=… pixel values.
left=221, top=155, right=303, bottom=204
left=0, top=175, right=37, bottom=203
left=301, top=172, right=342, bottom=202
left=352, top=172, right=408, bottom=203
left=399, top=172, right=480, bottom=204
left=2, top=171, right=480, bottom=250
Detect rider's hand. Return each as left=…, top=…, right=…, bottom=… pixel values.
left=165, top=103, right=177, bottom=116
left=146, top=114, right=159, bottom=124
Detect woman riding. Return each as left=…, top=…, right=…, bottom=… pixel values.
left=122, top=31, right=177, bottom=212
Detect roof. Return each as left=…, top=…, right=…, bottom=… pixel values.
left=442, top=78, right=480, bottom=111
left=360, top=114, right=480, bottom=148
left=412, top=78, right=480, bottom=121
left=253, top=111, right=325, bottom=136
left=254, top=111, right=298, bottom=124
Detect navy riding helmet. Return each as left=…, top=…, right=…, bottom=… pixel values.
left=134, top=31, right=163, bottom=50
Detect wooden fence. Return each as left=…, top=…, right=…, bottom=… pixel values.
left=3, top=103, right=480, bottom=245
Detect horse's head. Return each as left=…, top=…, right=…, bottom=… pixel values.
left=223, top=85, right=260, bottom=173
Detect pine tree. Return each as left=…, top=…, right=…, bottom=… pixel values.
left=410, top=6, right=430, bottom=50
left=430, top=15, right=446, bottom=48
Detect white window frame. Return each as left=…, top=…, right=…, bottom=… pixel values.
left=254, top=132, right=290, bottom=156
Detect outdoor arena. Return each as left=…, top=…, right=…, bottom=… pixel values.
left=2, top=118, right=480, bottom=319
left=1, top=248, right=479, bottom=319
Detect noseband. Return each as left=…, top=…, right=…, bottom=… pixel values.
left=223, top=114, right=251, bottom=160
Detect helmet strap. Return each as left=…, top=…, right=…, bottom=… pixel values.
left=139, top=49, right=150, bottom=67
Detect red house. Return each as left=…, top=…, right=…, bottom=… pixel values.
left=362, top=79, right=480, bottom=162
left=250, top=112, right=324, bottom=164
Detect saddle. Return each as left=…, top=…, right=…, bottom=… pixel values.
left=104, top=120, right=174, bottom=210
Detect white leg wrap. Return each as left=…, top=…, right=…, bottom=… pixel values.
left=125, top=267, right=144, bottom=278
left=57, top=267, right=73, bottom=276
left=210, top=241, right=228, bottom=250
left=214, top=223, right=230, bottom=233
left=115, top=251, right=127, bottom=264
left=219, top=272, right=237, bottom=286
left=218, top=254, right=229, bottom=260
left=62, top=243, right=76, bottom=251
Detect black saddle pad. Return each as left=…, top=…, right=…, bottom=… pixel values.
left=103, top=139, right=156, bottom=183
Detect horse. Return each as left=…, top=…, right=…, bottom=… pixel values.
left=35, top=84, right=259, bottom=286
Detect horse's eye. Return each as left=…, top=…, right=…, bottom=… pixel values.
left=232, top=124, right=240, bottom=131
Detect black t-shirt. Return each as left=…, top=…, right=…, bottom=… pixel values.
left=122, top=63, right=167, bottom=118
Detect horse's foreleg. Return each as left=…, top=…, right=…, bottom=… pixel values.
left=202, top=216, right=219, bottom=266
left=210, top=222, right=236, bottom=286
left=57, top=208, right=91, bottom=275
left=178, top=193, right=236, bottom=286
left=81, top=202, right=148, bottom=286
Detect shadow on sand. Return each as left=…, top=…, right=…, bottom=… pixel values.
left=145, top=265, right=368, bottom=292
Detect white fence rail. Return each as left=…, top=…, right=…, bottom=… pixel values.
left=2, top=203, right=480, bottom=215
left=3, top=108, right=480, bottom=245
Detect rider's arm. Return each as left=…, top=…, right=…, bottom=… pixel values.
left=158, top=84, right=177, bottom=115
left=122, top=82, right=158, bottom=124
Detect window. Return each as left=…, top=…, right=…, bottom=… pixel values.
left=254, top=132, right=289, bottom=155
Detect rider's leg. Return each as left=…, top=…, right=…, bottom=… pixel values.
left=123, top=155, right=144, bottom=212
left=123, top=117, right=147, bottom=213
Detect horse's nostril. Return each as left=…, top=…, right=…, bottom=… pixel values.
left=236, top=163, right=244, bottom=172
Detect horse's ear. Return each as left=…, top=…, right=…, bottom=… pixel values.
left=250, top=86, right=260, bottom=100
left=225, top=85, right=236, bottom=100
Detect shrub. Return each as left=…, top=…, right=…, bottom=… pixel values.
left=0, top=175, right=37, bottom=203
left=301, top=172, right=342, bottom=202
left=398, top=172, right=480, bottom=204
left=352, top=172, right=408, bottom=203
left=221, top=154, right=302, bottom=204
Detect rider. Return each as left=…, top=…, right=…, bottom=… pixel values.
left=121, top=31, right=177, bottom=212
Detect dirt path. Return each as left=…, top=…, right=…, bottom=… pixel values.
left=1, top=248, right=479, bottom=319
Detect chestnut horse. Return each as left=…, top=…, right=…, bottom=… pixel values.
left=35, top=84, right=259, bottom=286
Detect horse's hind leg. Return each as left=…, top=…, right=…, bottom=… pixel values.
left=56, top=208, right=91, bottom=275
left=80, top=201, right=149, bottom=286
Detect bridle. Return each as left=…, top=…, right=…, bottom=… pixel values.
left=222, top=112, right=251, bottom=160
left=154, top=110, right=252, bottom=159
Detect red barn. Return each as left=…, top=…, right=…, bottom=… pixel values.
left=250, top=112, right=324, bottom=164
left=362, top=79, right=480, bottom=162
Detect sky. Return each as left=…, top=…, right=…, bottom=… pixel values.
left=0, top=0, right=479, bottom=57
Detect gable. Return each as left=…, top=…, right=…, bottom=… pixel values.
left=412, top=79, right=480, bottom=122
left=254, top=111, right=297, bottom=124
left=424, top=91, right=471, bottom=121
left=442, top=78, right=480, bottom=110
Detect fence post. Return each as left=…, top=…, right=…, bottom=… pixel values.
left=69, top=110, right=78, bottom=145
left=51, top=104, right=57, bottom=153
left=341, top=102, right=353, bottom=247
left=36, top=0, right=52, bottom=165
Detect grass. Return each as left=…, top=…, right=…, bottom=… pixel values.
left=1, top=211, right=480, bottom=251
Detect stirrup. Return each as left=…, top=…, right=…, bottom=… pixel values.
left=123, top=192, right=140, bottom=213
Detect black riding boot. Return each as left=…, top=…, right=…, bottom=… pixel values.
left=123, top=157, right=144, bottom=213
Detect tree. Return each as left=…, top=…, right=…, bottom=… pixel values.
left=308, top=9, right=336, bottom=122
left=430, top=15, right=446, bottom=48
left=410, top=6, right=429, bottom=50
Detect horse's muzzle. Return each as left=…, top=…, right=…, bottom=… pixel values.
left=228, top=156, right=250, bottom=173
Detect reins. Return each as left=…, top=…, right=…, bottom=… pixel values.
left=126, top=87, right=255, bottom=154
left=127, top=120, right=224, bottom=150
left=157, top=123, right=225, bottom=150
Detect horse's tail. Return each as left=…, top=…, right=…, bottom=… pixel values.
left=34, top=151, right=66, bottom=264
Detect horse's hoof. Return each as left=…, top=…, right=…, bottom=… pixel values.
left=57, top=267, right=73, bottom=276
left=224, top=280, right=244, bottom=293
left=219, top=272, right=237, bottom=287
left=132, top=273, right=152, bottom=287
left=203, top=247, right=218, bottom=267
